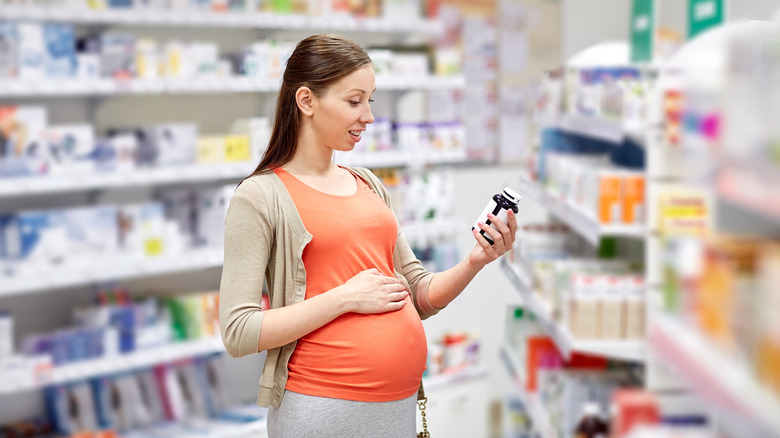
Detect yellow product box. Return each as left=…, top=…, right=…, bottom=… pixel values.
left=224, top=135, right=251, bottom=162
left=197, top=136, right=225, bottom=164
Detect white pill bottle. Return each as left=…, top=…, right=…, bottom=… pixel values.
left=472, top=187, right=521, bottom=244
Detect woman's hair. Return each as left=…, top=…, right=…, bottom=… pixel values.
left=248, top=34, right=372, bottom=176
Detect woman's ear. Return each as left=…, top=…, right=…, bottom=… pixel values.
left=296, top=86, right=314, bottom=116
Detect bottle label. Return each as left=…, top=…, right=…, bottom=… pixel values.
left=472, top=197, right=509, bottom=244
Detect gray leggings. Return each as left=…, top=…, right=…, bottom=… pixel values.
left=267, top=390, right=418, bottom=437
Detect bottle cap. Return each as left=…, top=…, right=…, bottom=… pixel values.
left=583, top=402, right=601, bottom=416
left=502, top=187, right=521, bottom=205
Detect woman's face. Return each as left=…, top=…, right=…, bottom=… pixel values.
left=311, top=64, right=375, bottom=152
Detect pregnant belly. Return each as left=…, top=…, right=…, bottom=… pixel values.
left=286, top=299, right=427, bottom=401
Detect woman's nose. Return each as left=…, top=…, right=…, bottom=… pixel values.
left=361, top=106, right=375, bottom=124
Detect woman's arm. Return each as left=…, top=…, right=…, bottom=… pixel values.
left=426, top=209, right=517, bottom=309
left=255, top=268, right=408, bottom=351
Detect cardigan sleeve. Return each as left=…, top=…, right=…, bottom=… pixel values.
left=219, top=180, right=273, bottom=357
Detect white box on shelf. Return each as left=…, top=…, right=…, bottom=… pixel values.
left=154, top=123, right=198, bottom=167
left=47, top=124, right=97, bottom=175
left=0, top=105, right=48, bottom=177
left=194, top=184, right=232, bottom=248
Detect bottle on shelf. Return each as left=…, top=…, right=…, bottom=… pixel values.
left=574, top=401, right=609, bottom=438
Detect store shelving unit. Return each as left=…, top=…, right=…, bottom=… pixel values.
left=640, top=20, right=780, bottom=438
left=536, top=113, right=625, bottom=144
left=0, top=336, right=225, bottom=395
left=649, top=315, right=780, bottom=438
left=0, top=7, right=474, bottom=434
left=0, top=6, right=444, bottom=34
left=0, top=247, right=225, bottom=297
left=499, top=342, right=554, bottom=438
left=0, top=147, right=468, bottom=199
left=517, top=176, right=644, bottom=247
left=500, top=40, right=651, bottom=438
left=0, top=74, right=464, bottom=97
left=0, top=219, right=458, bottom=298
left=501, top=259, right=645, bottom=363
left=0, top=163, right=254, bottom=198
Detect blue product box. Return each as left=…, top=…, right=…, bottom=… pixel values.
left=2, top=209, right=67, bottom=266
left=91, top=376, right=116, bottom=430
left=43, top=23, right=77, bottom=78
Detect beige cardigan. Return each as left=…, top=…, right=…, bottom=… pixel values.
left=219, top=166, right=441, bottom=408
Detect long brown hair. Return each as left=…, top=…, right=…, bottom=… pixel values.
left=248, top=34, right=372, bottom=177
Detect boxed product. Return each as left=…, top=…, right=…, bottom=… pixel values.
left=0, top=209, right=68, bottom=268
left=154, top=123, right=198, bottom=166
left=0, top=106, right=49, bottom=177
left=194, top=185, right=233, bottom=248
left=117, top=202, right=167, bottom=257
left=46, top=382, right=99, bottom=436
left=47, top=124, right=96, bottom=175
left=100, top=33, right=136, bottom=79
left=230, top=116, right=270, bottom=163
left=63, top=205, right=119, bottom=261
left=157, top=187, right=197, bottom=247
left=196, top=136, right=225, bottom=164
left=0, top=22, right=19, bottom=78
left=43, top=23, right=77, bottom=78
left=16, top=22, right=46, bottom=80
left=224, top=135, right=251, bottom=163
left=108, top=132, right=138, bottom=172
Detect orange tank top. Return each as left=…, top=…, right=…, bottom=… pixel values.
left=274, top=167, right=427, bottom=402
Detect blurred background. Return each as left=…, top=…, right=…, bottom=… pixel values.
left=0, top=0, right=779, bottom=437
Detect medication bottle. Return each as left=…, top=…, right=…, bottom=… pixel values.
left=472, top=187, right=521, bottom=244
left=574, top=402, right=608, bottom=438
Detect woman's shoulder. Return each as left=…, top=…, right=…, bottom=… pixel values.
left=347, top=166, right=383, bottom=188
left=231, top=171, right=285, bottom=207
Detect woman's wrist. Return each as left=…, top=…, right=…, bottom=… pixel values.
left=328, top=284, right=354, bottom=315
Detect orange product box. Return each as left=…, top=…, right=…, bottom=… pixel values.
left=525, top=336, right=561, bottom=393
left=622, top=173, right=645, bottom=224
left=598, top=172, right=622, bottom=224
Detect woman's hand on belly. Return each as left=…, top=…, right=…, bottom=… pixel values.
left=336, top=268, right=409, bottom=314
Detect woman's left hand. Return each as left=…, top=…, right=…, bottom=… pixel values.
left=469, top=209, right=518, bottom=268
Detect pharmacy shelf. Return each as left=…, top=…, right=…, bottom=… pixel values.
left=499, top=343, right=554, bottom=438
left=0, top=74, right=464, bottom=98
left=0, top=221, right=455, bottom=297
left=0, top=148, right=468, bottom=199
left=536, top=113, right=626, bottom=144
left=518, top=176, right=645, bottom=246
left=0, top=162, right=255, bottom=198
left=401, top=218, right=461, bottom=245
left=0, top=247, right=225, bottom=298
left=0, top=336, right=225, bottom=395
left=0, top=6, right=443, bottom=34
left=649, top=315, right=780, bottom=438
left=422, top=364, right=488, bottom=392
left=501, top=258, right=645, bottom=363
left=334, top=148, right=468, bottom=169
left=714, top=159, right=780, bottom=225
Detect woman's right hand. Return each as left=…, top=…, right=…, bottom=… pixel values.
left=340, top=268, right=409, bottom=314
